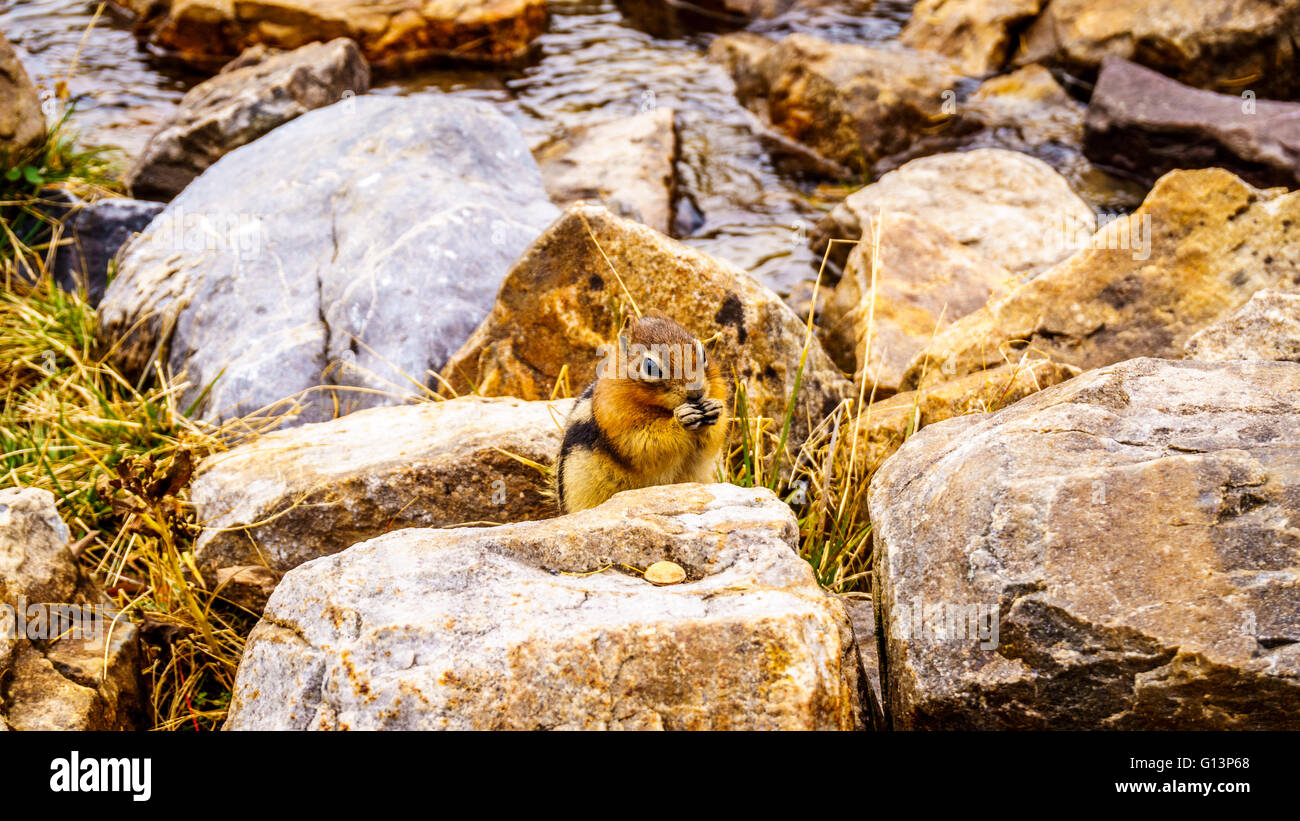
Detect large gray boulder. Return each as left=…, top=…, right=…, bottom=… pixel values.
left=224, top=483, right=863, bottom=730
left=98, top=94, right=559, bottom=425
left=870, top=358, right=1300, bottom=729
left=127, top=39, right=371, bottom=202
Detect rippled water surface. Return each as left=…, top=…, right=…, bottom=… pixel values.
left=4, top=0, right=1114, bottom=294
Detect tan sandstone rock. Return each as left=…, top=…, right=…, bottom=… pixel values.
left=902, top=0, right=1042, bottom=76
left=811, top=149, right=1095, bottom=277
left=192, top=396, right=573, bottom=600
left=708, top=32, right=961, bottom=176
left=223, top=483, right=862, bottom=730
left=871, top=357, right=1300, bottom=729
left=1184, top=289, right=1300, bottom=363
left=1015, top=0, right=1300, bottom=99
left=0, top=488, right=141, bottom=731
left=967, top=64, right=1084, bottom=146
left=439, top=203, right=855, bottom=444
left=0, top=34, right=44, bottom=164
left=903, top=168, right=1300, bottom=390
left=534, top=107, right=677, bottom=235
left=120, top=0, right=548, bottom=71
left=820, top=211, right=1016, bottom=395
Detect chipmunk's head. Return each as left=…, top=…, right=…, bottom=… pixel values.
left=599, top=315, right=724, bottom=413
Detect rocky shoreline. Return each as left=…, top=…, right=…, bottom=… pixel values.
left=1, top=0, right=1298, bottom=731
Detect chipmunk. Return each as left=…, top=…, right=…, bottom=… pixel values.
left=555, top=315, right=730, bottom=514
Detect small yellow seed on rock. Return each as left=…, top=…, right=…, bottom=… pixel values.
left=644, top=560, right=686, bottom=585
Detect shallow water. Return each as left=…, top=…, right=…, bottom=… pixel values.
left=0, top=0, right=1125, bottom=295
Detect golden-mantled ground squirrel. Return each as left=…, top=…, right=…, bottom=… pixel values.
left=555, top=316, right=730, bottom=514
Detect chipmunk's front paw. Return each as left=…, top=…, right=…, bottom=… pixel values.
left=676, top=398, right=724, bottom=430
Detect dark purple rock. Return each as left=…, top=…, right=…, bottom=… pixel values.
left=51, top=197, right=163, bottom=306
left=1084, top=56, right=1300, bottom=189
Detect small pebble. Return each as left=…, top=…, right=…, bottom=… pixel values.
left=644, top=560, right=686, bottom=585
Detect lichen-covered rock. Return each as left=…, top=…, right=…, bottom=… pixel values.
left=439, top=203, right=854, bottom=444
left=870, top=357, right=1300, bottom=729
left=1184, top=289, right=1300, bottom=363
left=126, top=39, right=370, bottom=201
left=224, top=483, right=862, bottom=730
left=534, top=107, right=677, bottom=235
left=903, top=168, right=1300, bottom=390
left=820, top=211, right=1014, bottom=395
left=0, top=34, right=44, bottom=164
left=1085, top=56, right=1300, bottom=189
left=812, top=149, right=1095, bottom=278
left=708, top=32, right=960, bottom=176
left=901, top=0, right=1042, bottom=76
left=0, top=488, right=141, bottom=731
left=192, top=396, right=573, bottom=601
left=118, top=0, right=548, bottom=71
left=98, top=95, right=559, bottom=425
left=1015, top=0, right=1300, bottom=99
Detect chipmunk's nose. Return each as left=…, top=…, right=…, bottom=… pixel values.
left=686, top=385, right=705, bottom=401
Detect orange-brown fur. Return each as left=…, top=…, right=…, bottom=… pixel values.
left=555, top=316, right=730, bottom=514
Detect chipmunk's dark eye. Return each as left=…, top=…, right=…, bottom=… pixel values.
left=639, top=357, right=663, bottom=381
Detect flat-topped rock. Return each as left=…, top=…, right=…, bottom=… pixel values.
left=192, top=396, right=574, bottom=606
left=812, top=149, right=1095, bottom=279
left=224, top=483, right=863, bottom=730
